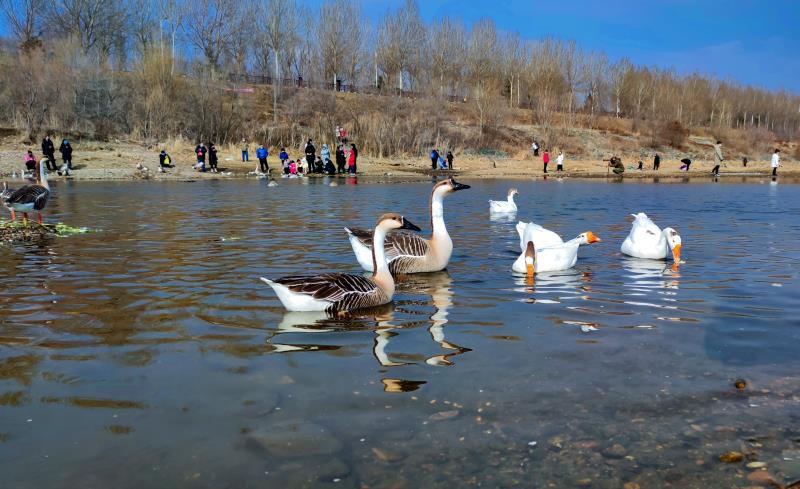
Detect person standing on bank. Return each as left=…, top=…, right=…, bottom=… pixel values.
left=241, top=139, right=249, bottom=162
left=556, top=150, right=564, bottom=172
left=208, top=142, right=218, bottom=173
left=446, top=150, right=454, bottom=170
left=653, top=153, right=661, bottom=171
left=195, top=142, right=207, bottom=170
left=542, top=148, right=550, bottom=173
left=348, top=143, right=358, bottom=174
left=256, top=144, right=269, bottom=173
left=430, top=148, right=440, bottom=170
left=712, top=140, right=724, bottom=176
left=59, top=139, right=73, bottom=170
left=336, top=144, right=346, bottom=173
left=321, top=143, right=330, bottom=165
left=771, top=149, right=781, bottom=176
left=304, top=139, right=316, bottom=172
left=41, top=135, right=57, bottom=171
left=531, top=140, right=540, bottom=157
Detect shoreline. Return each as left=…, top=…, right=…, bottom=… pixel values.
left=1, top=142, right=794, bottom=182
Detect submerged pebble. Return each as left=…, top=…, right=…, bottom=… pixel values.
left=719, top=451, right=744, bottom=463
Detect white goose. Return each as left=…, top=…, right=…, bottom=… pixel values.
left=620, top=213, right=682, bottom=262
left=345, top=178, right=470, bottom=274
left=262, top=213, right=420, bottom=313
left=512, top=224, right=601, bottom=277
left=489, top=188, right=518, bottom=213
left=515, top=220, right=567, bottom=250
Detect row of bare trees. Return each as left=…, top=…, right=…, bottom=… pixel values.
left=0, top=0, right=798, bottom=149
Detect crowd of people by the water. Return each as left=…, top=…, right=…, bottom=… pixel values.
left=530, top=137, right=783, bottom=177
left=15, top=135, right=74, bottom=178
left=183, top=125, right=359, bottom=177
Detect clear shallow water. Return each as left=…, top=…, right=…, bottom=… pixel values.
left=1, top=177, right=799, bottom=488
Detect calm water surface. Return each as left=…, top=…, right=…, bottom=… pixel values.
left=1, top=177, right=799, bottom=488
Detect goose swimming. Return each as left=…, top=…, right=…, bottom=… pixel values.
left=3, top=158, right=50, bottom=224
left=489, top=188, right=518, bottom=213
left=620, top=213, right=682, bottom=262
left=345, top=178, right=470, bottom=274
left=262, top=213, right=421, bottom=313
left=515, top=220, right=570, bottom=250
left=512, top=234, right=601, bottom=277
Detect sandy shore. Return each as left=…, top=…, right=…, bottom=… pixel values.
left=0, top=141, right=794, bottom=182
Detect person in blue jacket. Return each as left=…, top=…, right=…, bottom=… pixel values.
left=256, top=144, right=269, bottom=173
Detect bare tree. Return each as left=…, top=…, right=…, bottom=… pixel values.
left=181, top=0, right=244, bottom=70
left=0, top=0, right=45, bottom=48
left=256, top=0, right=299, bottom=122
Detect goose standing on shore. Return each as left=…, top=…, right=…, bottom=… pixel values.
left=262, top=213, right=421, bottom=313
left=345, top=178, right=470, bottom=274
left=3, top=158, right=50, bottom=224
left=621, top=213, right=682, bottom=263
left=489, top=188, right=518, bottom=214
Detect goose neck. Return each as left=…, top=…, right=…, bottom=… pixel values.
left=430, top=192, right=448, bottom=238
left=371, top=226, right=393, bottom=290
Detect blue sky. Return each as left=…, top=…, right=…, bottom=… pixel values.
left=355, top=0, right=800, bottom=93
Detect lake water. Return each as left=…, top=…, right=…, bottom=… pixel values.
left=1, top=177, right=799, bottom=488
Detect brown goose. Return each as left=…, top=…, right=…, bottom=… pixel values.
left=3, top=158, right=50, bottom=224
left=261, top=213, right=421, bottom=313
left=345, top=178, right=470, bottom=274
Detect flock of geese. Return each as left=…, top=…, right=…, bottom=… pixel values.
left=262, top=178, right=683, bottom=314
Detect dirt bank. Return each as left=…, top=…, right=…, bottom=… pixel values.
left=0, top=139, right=795, bottom=182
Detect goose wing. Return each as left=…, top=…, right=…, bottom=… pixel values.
left=6, top=185, right=49, bottom=210
left=518, top=221, right=563, bottom=251
left=345, top=227, right=430, bottom=261
left=627, top=213, right=662, bottom=245
left=275, top=273, right=385, bottom=311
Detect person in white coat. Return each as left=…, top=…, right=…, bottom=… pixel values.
left=556, top=151, right=565, bottom=172
left=771, top=149, right=781, bottom=176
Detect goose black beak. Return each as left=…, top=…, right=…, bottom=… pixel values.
left=401, top=217, right=421, bottom=232
left=450, top=179, right=470, bottom=191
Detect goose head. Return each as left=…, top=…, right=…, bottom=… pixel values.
left=663, top=227, right=682, bottom=262
left=524, top=241, right=536, bottom=278
left=507, top=188, right=519, bottom=199
left=575, top=231, right=602, bottom=245
left=433, top=177, right=470, bottom=197
left=376, top=213, right=421, bottom=233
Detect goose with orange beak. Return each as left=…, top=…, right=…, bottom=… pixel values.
left=512, top=231, right=601, bottom=275
left=621, top=213, right=682, bottom=263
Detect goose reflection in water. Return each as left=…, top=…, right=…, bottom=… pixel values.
left=622, top=258, right=681, bottom=293
left=512, top=269, right=593, bottom=304
left=394, top=271, right=471, bottom=367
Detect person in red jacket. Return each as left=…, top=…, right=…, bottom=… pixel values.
left=348, top=143, right=358, bottom=174
left=542, top=149, right=550, bottom=173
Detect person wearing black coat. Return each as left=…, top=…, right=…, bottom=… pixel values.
left=59, top=139, right=73, bottom=170
left=304, top=139, right=316, bottom=172
left=336, top=145, right=346, bottom=173
left=324, top=158, right=336, bottom=175
left=208, top=142, right=218, bottom=172
left=653, top=154, right=661, bottom=170
left=41, top=136, right=57, bottom=171
left=446, top=151, right=454, bottom=170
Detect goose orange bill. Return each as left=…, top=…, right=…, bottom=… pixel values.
left=672, top=244, right=681, bottom=263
